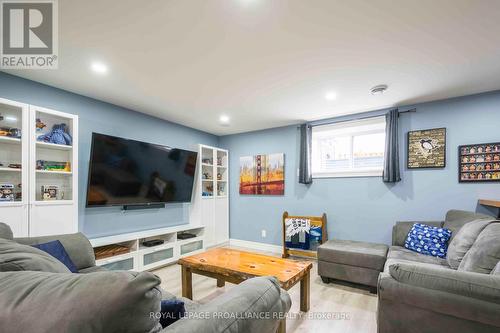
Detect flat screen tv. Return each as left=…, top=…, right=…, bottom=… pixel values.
left=86, top=133, right=198, bottom=207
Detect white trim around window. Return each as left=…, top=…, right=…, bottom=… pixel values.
left=311, top=116, right=386, bottom=179
left=312, top=168, right=383, bottom=179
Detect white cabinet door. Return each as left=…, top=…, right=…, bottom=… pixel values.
left=215, top=197, right=229, bottom=245
left=1, top=204, right=28, bottom=237
left=201, top=198, right=215, bottom=247
left=29, top=203, right=77, bottom=237
left=28, top=106, right=78, bottom=237
left=0, top=98, right=29, bottom=238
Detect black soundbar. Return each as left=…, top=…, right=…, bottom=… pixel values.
left=122, top=203, right=165, bottom=211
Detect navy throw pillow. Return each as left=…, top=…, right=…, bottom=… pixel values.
left=32, top=240, right=78, bottom=273
left=405, top=223, right=452, bottom=258
left=159, top=299, right=185, bottom=328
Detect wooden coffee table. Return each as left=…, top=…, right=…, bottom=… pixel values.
left=178, top=247, right=313, bottom=312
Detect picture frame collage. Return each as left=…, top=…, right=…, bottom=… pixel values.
left=458, top=143, right=500, bottom=182
left=407, top=127, right=500, bottom=183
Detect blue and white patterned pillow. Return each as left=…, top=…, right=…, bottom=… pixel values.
left=404, top=223, right=452, bottom=258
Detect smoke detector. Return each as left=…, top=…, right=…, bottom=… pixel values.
left=370, top=85, right=388, bottom=95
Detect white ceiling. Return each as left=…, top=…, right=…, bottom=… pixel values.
left=4, top=0, right=500, bottom=135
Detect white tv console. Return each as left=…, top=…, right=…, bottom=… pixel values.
left=89, top=224, right=205, bottom=272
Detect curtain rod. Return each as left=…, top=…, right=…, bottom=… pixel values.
left=298, top=108, right=416, bottom=128
left=399, top=108, right=417, bottom=114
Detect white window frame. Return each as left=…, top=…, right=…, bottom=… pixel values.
left=311, top=116, right=386, bottom=178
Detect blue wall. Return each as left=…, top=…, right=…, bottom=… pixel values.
left=220, top=91, right=500, bottom=246
left=2, top=71, right=500, bottom=245
left=0, top=73, right=218, bottom=238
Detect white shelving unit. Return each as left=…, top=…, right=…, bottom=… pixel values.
left=0, top=98, right=29, bottom=237
left=0, top=98, right=78, bottom=237
left=29, top=105, right=78, bottom=237
left=190, top=144, right=229, bottom=248
left=89, top=224, right=205, bottom=271
left=0, top=136, right=22, bottom=144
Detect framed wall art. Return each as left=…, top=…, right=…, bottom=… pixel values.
left=239, top=153, right=284, bottom=195
left=458, top=142, right=500, bottom=182
left=407, top=127, right=446, bottom=169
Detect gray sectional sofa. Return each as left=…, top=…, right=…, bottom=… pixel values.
left=0, top=223, right=291, bottom=333
left=319, top=210, right=500, bottom=333
left=379, top=210, right=500, bottom=333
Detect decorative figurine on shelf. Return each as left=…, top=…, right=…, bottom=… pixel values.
left=217, top=173, right=222, bottom=180
left=37, top=123, right=72, bottom=145
left=15, top=184, right=22, bottom=200
left=206, top=184, right=214, bottom=193
left=0, top=127, right=21, bottom=138
left=36, top=118, right=47, bottom=132
left=8, top=128, right=21, bottom=138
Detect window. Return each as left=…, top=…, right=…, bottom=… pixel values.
left=311, top=116, right=386, bottom=178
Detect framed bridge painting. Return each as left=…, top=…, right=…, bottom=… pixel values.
left=239, top=153, right=284, bottom=195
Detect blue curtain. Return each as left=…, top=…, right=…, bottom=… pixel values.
left=299, top=123, right=313, bottom=184
left=383, top=109, right=401, bottom=183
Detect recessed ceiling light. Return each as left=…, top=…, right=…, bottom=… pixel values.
left=91, top=62, right=108, bottom=74
left=324, top=92, right=337, bottom=101
left=219, top=115, right=230, bottom=126
left=370, top=85, right=388, bottom=95
left=4, top=116, right=17, bottom=122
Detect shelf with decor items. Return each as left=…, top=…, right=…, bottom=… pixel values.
left=189, top=144, right=229, bottom=248
left=0, top=98, right=78, bottom=238
left=0, top=136, right=21, bottom=144
left=90, top=225, right=205, bottom=271
left=36, top=141, right=73, bottom=151
left=29, top=105, right=78, bottom=237
left=0, top=98, right=28, bottom=236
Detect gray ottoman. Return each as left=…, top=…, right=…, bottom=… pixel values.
left=317, top=239, right=388, bottom=288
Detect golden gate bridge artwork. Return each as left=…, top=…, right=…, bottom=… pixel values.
left=239, top=153, right=284, bottom=195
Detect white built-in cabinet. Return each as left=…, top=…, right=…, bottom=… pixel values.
left=0, top=98, right=78, bottom=237
left=90, top=224, right=206, bottom=272
left=190, top=144, right=229, bottom=247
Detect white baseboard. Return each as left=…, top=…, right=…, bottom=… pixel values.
left=229, top=238, right=282, bottom=254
